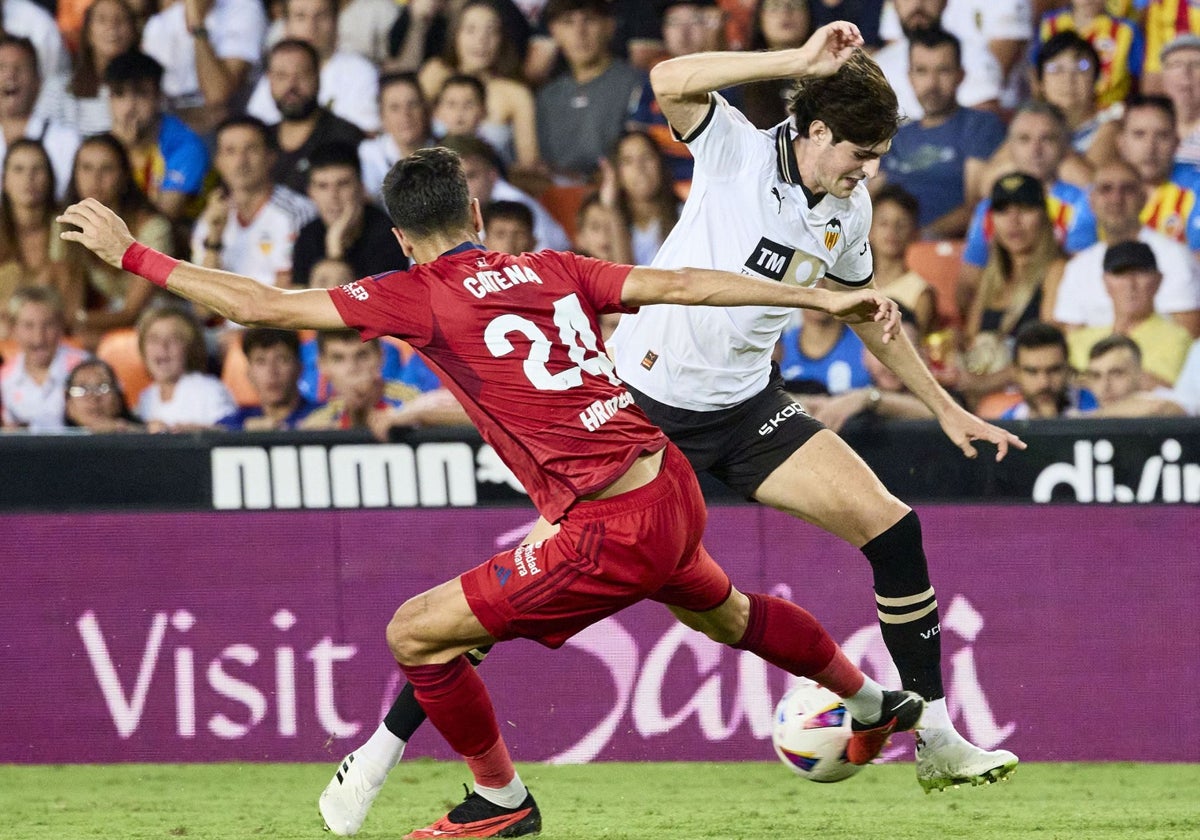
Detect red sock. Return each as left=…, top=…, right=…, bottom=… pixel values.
left=401, top=656, right=514, bottom=784
left=733, top=593, right=864, bottom=697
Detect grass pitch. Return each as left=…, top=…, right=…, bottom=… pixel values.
left=1, top=761, right=1196, bottom=840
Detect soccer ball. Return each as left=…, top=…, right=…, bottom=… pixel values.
left=771, top=682, right=862, bottom=783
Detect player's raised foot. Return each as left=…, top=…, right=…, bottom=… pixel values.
left=319, top=752, right=385, bottom=836
left=915, top=727, right=1019, bottom=793
left=405, top=788, right=541, bottom=839
left=846, top=690, right=925, bottom=765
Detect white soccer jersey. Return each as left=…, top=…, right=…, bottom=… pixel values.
left=191, top=186, right=316, bottom=286
left=610, top=94, right=874, bottom=411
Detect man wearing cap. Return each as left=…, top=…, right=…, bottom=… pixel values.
left=1160, top=34, right=1200, bottom=169
left=534, top=0, right=647, bottom=182
left=1067, top=240, right=1195, bottom=385
left=1053, top=158, right=1200, bottom=337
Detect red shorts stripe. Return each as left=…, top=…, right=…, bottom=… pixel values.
left=460, top=444, right=732, bottom=648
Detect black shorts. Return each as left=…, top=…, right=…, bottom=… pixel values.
left=627, top=369, right=825, bottom=500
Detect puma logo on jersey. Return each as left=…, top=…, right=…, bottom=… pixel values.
left=744, top=237, right=797, bottom=282
left=771, top=187, right=784, bottom=213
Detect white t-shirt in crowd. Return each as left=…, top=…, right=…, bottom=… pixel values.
left=611, top=95, right=874, bottom=411
left=138, top=372, right=236, bottom=426
left=246, top=50, right=381, bottom=134
left=0, top=344, right=88, bottom=430
left=1054, top=228, right=1200, bottom=326
left=191, top=186, right=317, bottom=286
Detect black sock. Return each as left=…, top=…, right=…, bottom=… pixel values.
left=383, top=645, right=493, bottom=741
left=860, top=511, right=944, bottom=700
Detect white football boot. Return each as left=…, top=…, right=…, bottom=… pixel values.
left=915, top=728, right=1019, bottom=792
left=319, top=753, right=385, bottom=835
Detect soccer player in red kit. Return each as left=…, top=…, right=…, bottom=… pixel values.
left=59, top=147, right=924, bottom=839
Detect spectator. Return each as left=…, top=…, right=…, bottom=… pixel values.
left=1000, top=320, right=1095, bottom=419
left=873, top=0, right=944, bottom=121
left=598, top=129, right=680, bottom=266
left=140, top=0, right=267, bottom=135
left=1053, top=158, right=1200, bottom=336
left=438, top=133, right=570, bottom=250
left=1141, top=0, right=1200, bottom=94
left=386, top=0, right=455, bottom=75
left=534, top=0, right=646, bottom=182
left=1032, top=31, right=1122, bottom=169
left=39, top=0, right=140, bottom=137
left=300, top=329, right=446, bottom=430
left=960, top=174, right=1066, bottom=396
left=0, top=36, right=80, bottom=201
left=105, top=50, right=210, bottom=224
left=524, top=0, right=661, bottom=86
left=260, top=39, right=366, bottom=195
left=960, top=102, right=1097, bottom=314
left=801, top=318, right=939, bottom=432
left=777, top=282, right=872, bottom=395
left=0, top=285, right=88, bottom=430
left=63, top=357, right=144, bottom=431
left=2, top=0, right=71, bottom=100
left=482, top=199, right=536, bottom=254
left=1117, top=95, right=1200, bottom=253
left=417, top=0, right=540, bottom=169
left=572, top=189, right=632, bottom=263
left=297, top=327, right=442, bottom=404
left=1161, top=35, right=1200, bottom=169
left=216, top=328, right=319, bottom=429
left=869, top=184, right=937, bottom=335
left=626, top=0, right=727, bottom=182
left=191, top=116, right=316, bottom=290
left=53, top=133, right=171, bottom=351
left=876, top=28, right=1005, bottom=239
left=135, top=304, right=236, bottom=429
left=0, top=140, right=78, bottom=316
left=1067, top=240, right=1195, bottom=385
left=432, top=73, right=490, bottom=142
left=247, top=0, right=381, bottom=135
left=1081, top=333, right=1188, bottom=416
left=292, top=142, right=408, bottom=289
left=1036, top=1, right=1143, bottom=110
left=740, top=0, right=812, bottom=129
left=359, top=73, right=436, bottom=203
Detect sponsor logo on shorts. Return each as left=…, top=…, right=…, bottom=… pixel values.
left=757, top=401, right=806, bottom=436
left=743, top=237, right=797, bottom=282
left=641, top=350, right=658, bottom=371
left=495, top=565, right=513, bottom=587
left=513, top=543, right=542, bottom=578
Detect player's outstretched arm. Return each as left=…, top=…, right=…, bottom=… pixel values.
left=650, top=22, right=863, bottom=133
left=849, top=315, right=1026, bottom=461
left=58, top=198, right=348, bottom=331
left=621, top=265, right=901, bottom=341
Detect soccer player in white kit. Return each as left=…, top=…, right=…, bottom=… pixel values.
left=318, top=24, right=1025, bottom=836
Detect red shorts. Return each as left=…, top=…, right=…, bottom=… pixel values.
left=460, top=443, right=733, bottom=648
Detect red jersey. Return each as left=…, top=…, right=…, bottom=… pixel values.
left=327, top=243, right=668, bottom=522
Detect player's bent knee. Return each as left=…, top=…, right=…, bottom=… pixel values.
left=386, top=603, right=432, bottom=666
left=669, top=590, right=749, bottom=646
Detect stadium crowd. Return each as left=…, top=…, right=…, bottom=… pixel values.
left=2, top=0, right=1200, bottom=434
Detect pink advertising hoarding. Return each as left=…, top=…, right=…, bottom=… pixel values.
left=2, top=506, right=1196, bottom=764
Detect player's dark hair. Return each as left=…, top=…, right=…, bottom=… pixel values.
left=437, top=73, right=488, bottom=107
left=243, top=328, right=301, bottom=359
left=873, top=183, right=920, bottom=223
left=308, top=141, right=362, bottom=177
left=789, top=50, right=900, bottom=147
left=1088, top=333, right=1142, bottom=364
left=104, top=49, right=163, bottom=93
left=1035, top=31, right=1100, bottom=83
left=1014, top=321, right=1067, bottom=357
left=484, top=199, right=534, bottom=231
left=907, top=26, right=961, bottom=67
left=215, top=114, right=278, bottom=155
left=382, top=147, right=474, bottom=237
left=269, top=38, right=321, bottom=75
